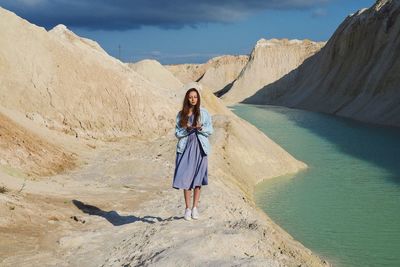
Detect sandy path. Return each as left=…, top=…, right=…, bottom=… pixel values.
left=1, top=135, right=329, bottom=266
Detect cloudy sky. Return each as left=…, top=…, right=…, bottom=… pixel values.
left=1, top=0, right=375, bottom=64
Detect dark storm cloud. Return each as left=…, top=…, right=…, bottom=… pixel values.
left=0, top=0, right=329, bottom=30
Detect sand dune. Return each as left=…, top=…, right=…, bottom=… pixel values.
left=243, top=0, right=400, bottom=127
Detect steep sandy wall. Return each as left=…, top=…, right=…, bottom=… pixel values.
left=165, top=55, right=249, bottom=93
left=198, top=55, right=249, bottom=93
left=222, top=38, right=324, bottom=106
left=164, top=63, right=205, bottom=84
left=243, top=0, right=400, bottom=127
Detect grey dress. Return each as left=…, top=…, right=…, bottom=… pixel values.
left=173, top=114, right=208, bottom=190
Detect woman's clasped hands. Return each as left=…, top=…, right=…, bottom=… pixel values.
left=186, top=122, right=203, bottom=132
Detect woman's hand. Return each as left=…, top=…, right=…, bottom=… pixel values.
left=186, top=123, right=202, bottom=131
left=186, top=123, right=194, bottom=131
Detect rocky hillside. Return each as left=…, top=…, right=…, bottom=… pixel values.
left=243, top=0, right=400, bottom=127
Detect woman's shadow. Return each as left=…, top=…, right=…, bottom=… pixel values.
left=72, top=199, right=181, bottom=226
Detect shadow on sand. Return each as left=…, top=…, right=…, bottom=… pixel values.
left=72, top=199, right=182, bottom=226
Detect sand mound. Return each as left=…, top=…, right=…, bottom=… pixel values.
left=198, top=55, right=249, bottom=93
left=0, top=7, right=177, bottom=140
left=165, top=55, right=249, bottom=93
left=165, top=63, right=205, bottom=83
left=221, top=38, right=324, bottom=105
left=128, top=59, right=183, bottom=91
left=49, top=24, right=108, bottom=55
left=243, top=0, right=400, bottom=127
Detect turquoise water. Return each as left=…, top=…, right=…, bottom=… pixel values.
left=231, top=103, right=400, bottom=267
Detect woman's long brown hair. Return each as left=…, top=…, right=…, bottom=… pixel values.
left=179, top=88, right=201, bottom=128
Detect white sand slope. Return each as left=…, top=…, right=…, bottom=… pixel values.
left=243, top=0, right=400, bottom=127
left=221, top=38, right=325, bottom=106
left=0, top=7, right=177, bottom=140
left=165, top=55, right=249, bottom=93
left=50, top=24, right=108, bottom=55
left=197, top=55, right=249, bottom=93
left=165, top=63, right=205, bottom=84
left=128, top=59, right=183, bottom=91
left=0, top=110, right=76, bottom=177
left=0, top=6, right=329, bottom=267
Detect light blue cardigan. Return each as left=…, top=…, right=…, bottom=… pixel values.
left=175, top=107, right=213, bottom=155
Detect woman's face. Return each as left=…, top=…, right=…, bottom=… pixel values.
left=188, top=91, right=198, bottom=106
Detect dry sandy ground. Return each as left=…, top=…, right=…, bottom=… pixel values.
left=1, top=132, right=329, bottom=266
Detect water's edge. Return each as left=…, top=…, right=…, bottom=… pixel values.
left=231, top=103, right=400, bottom=267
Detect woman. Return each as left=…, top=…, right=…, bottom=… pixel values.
left=173, top=88, right=213, bottom=221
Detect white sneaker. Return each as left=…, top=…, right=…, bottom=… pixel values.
left=191, top=207, right=199, bottom=220
left=184, top=208, right=192, bottom=221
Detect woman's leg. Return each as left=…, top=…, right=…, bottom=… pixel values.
left=184, top=189, right=191, bottom=209
left=193, top=186, right=201, bottom=208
